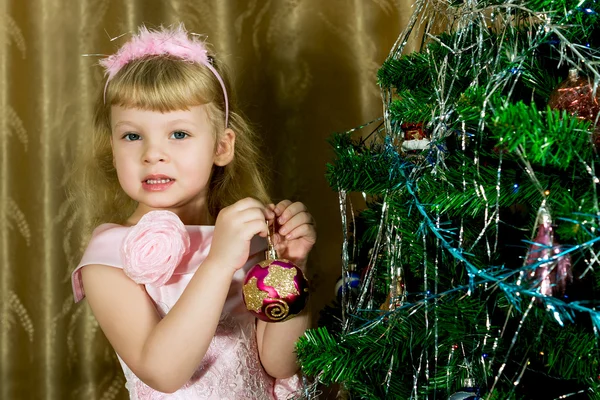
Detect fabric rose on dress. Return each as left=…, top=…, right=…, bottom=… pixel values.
left=121, top=210, right=190, bottom=287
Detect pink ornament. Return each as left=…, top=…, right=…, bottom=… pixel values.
left=121, top=210, right=190, bottom=286
left=525, top=207, right=572, bottom=298
left=242, top=259, right=309, bottom=322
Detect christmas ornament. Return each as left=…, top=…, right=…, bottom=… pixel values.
left=400, top=122, right=431, bottom=152
left=242, top=222, right=309, bottom=322
left=335, top=263, right=361, bottom=300
left=448, top=388, right=480, bottom=400
left=448, top=378, right=481, bottom=400
left=525, top=207, right=572, bottom=298
left=548, top=69, right=600, bottom=123
left=548, top=69, right=600, bottom=148
left=379, top=268, right=406, bottom=312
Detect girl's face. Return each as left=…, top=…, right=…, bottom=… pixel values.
left=110, top=105, right=234, bottom=221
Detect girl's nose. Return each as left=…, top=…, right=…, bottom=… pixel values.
left=142, top=143, right=168, bottom=164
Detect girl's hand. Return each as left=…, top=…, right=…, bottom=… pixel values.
left=269, top=200, right=316, bottom=271
left=207, top=197, right=273, bottom=273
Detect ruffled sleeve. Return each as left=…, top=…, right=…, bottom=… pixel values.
left=71, top=224, right=129, bottom=303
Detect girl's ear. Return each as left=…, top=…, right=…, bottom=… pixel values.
left=214, top=128, right=235, bottom=166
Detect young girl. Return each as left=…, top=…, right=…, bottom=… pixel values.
left=70, top=25, right=316, bottom=399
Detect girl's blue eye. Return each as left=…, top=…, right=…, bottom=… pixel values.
left=171, top=131, right=189, bottom=140
left=124, top=133, right=141, bottom=141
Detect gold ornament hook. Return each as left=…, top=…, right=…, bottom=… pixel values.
left=266, top=219, right=277, bottom=260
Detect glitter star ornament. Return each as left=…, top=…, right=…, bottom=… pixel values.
left=242, top=222, right=309, bottom=322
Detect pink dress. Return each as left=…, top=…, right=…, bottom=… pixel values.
left=71, top=223, right=302, bottom=400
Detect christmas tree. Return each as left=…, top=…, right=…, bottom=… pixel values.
left=297, top=1, right=600, bottom=399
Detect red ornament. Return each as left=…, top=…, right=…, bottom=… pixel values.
left=242, top=224, right=309, bottom=322
left=548, top=69, right=600, bottom=147
left=402, top=122, right=428, bottom=141
left=548, top=69, right=600, bottom=122
left=400, top=122, right=431, bottom=153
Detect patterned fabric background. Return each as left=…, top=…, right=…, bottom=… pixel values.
left=0, top=0, right=415, bottom=398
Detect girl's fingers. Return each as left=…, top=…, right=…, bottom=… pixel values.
left=229, top=197, right=272, bottom=218
left=266, top=204, right=276, bottom=219
left=238, top=207, right=270, bottom=224
left=278, top=211, right=312, bottom=236
left=231, top=197, right=264, bottom=210
left=265, top=208, right=275, bottom=219
left=245, top=219, right=269, bottom=238
left=273, top=200, right=292, bottom=216
left=226, top=198, right=273, bottom=220
left=276, top=201, right=307, bottom=224
left=280, top=223, right=316, bottom=241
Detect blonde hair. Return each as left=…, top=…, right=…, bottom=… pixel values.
left=71, top=50, right=270, bottom=230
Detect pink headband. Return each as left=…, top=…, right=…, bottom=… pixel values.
left=100, top=25, right=229, bottom=127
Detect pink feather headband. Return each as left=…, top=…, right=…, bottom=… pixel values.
left=100, top=25, right=229, bottom=127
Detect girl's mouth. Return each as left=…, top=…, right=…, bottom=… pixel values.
left=145, top=178, right=173, bottom=184
left=142, top=178, right=175, bottom=191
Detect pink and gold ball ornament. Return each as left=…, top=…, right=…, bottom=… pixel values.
left=242, top=222, right=309, bottom=322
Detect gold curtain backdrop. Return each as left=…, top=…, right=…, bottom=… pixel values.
left=1, top=1, right=415, bottom=398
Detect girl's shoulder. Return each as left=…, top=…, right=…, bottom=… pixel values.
left=72, top=223, right=131, bottom=302
left=84, top=223, right=132, bottom=265
left=90, top=222, right=130, bottom=241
